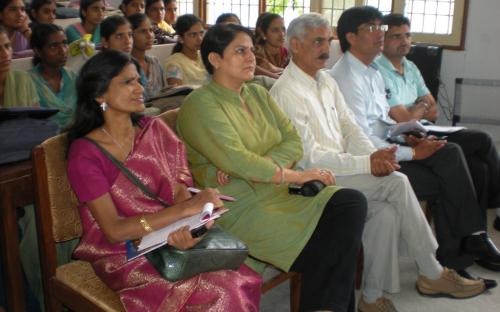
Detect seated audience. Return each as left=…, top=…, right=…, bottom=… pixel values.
left=272, top=13, right=492, bottom=312
left=164, top=14, right=207, bottom=86
left=377, top=13, right=500, bottom=234
left=65, top=0, right=105, bottom=45
left=177, top=23, right=368, bottom=312
left=163, top=0, right=177, bottom=29
left=0, top=25, right=38, bottom=107
left=65, top=50, right=262, bottom=311
left=29, top=23, right=77, bottom=130
left=119, top=0, right=145, bottom=17
left=100, top=15, right=133, bottom=53
left=29, top=0, right=57, bottom=26
left=254, top=12, right=289, bottom=74
left=129, top=13, right=165, bottom=100
left=215, top=12, right=240, bottom=25
left=0, top=0, right=33, bottom=58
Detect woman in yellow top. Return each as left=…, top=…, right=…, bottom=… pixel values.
left=164, top=14, right=207, bottom=86
left=177, top=23, right=367, bottom=312
left=146, top=0, right=174, bottom=34
left=163, top=0, right=177, bottom=30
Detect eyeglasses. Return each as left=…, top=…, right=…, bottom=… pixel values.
left=359, top=24, right=389, bottom=33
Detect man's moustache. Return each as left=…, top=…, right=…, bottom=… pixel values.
left=318, top=53, right=330, bottom=60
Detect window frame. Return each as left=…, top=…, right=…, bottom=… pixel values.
left=193, top=0, right=468, bottom=49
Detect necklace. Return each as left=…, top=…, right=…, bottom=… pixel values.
left=101, top=127, right=132, bottom=157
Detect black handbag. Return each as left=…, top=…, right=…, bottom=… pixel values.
left=85, top=138, right=249, bottom=281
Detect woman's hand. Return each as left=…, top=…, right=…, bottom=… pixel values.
left=216, top=169, right=231, bottom=186
left=183, top=188, right=224, bottom=217
left=167, top=221, right=214, bottom=250
left=295, top=168, right=336, bottom=186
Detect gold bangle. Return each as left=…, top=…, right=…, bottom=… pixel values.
left=412, top=148, right=416, bottom=160
left=139, top=215, right=153, bottom=233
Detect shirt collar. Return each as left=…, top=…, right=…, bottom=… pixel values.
left=286, top=60, right=324, bottom=89
left=206, top=79, right=250, bottom=101
left=377, top=54, right=410, bottom=75
left=345, top=51, right=380, bottom=73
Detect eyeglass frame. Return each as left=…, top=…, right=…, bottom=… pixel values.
left=357, top=24, right=389, bottom=33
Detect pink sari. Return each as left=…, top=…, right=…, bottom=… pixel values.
left=71, top=118, right=261, bottom=311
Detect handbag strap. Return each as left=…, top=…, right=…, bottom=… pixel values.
left=84, top=137, right=170, bottom=207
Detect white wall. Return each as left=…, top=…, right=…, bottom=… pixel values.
left=438, top=0, right=500, bottom=141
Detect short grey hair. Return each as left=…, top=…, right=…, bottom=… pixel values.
left=286, top=13, right=331, bottom=48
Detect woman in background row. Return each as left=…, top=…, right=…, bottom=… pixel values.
left=29, top=0, right=57, bottom=26
left=100, top=15, right=133, bottom=53
left=163, top=0, right=177, bottom=30
left=164, top=14, right=206, bottom=86
left=254, top=13, right=289, bottom=76
left=215, top=12, right=240, bottom=25
left=119, top=0, right=145, bottom=17
left=146, top=0, right=176, bottom=44
left=129, top=13, right=165, bottom=100
left=0, top=25, right=38, bottom=107
left=66, top=49, right=261, bottom=311
left=65, top=0, right=105, bottom=45
left=29, top=23, right=77, bottom=130
left=0, top=0, right=33, bottom=58
left=146, top=0, right=170, bottom=33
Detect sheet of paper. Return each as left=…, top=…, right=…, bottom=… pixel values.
left=423, top=125, right=465, bottom=133
left=386, top=120, right=427, bottom=138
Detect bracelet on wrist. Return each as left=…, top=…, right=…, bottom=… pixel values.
left=412, top=148, right=416, bottom=160
left=139, top=215, right=153, bottom=233
left=276, top=164, right=285, bottom=185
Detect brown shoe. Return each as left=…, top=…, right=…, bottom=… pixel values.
left=416, top=267, right=486, bottom=298
left=358, top=296, right=398, bottom=312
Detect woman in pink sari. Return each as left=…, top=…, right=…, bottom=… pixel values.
left=66, top=50, right=261, bottom=311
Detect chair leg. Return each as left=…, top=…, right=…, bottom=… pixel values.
left=289, top=273, right=301, bottom=312
left=355, top=247, right=364, bottom=290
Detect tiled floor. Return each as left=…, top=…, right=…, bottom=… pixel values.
left=261, top=210, right=500, bottom=312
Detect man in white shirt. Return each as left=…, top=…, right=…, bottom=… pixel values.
left=270, top=13, right=485, bottom=312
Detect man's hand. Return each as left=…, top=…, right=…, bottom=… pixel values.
left=370, top=146, right=400, bottom=177
left=413, top=139, right=446, bottom=160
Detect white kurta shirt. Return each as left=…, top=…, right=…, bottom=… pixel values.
left=270, top=60, right=376, bottom=176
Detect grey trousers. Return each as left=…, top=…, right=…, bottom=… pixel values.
left=398, top=142, right=484, bottom=270
left=337, top=171, right=438, bottom=299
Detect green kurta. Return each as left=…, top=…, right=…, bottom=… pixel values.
left=3, top=70, right=39, bottom=107
left=177, top=80, right=341, bottom=271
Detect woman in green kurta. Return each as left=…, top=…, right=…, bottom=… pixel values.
left=0, top=26, right=38, bottom=108
left=177, top=23, right=367, bottom=312
left=29, top=23, right=77, bottom=130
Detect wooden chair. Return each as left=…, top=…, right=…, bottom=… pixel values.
left=32, top=134, right=123, bottom=312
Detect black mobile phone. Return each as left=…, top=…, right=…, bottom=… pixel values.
left=191, top=225, right=208, bottom=238
left=288, top=184, right=302, bottom=195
